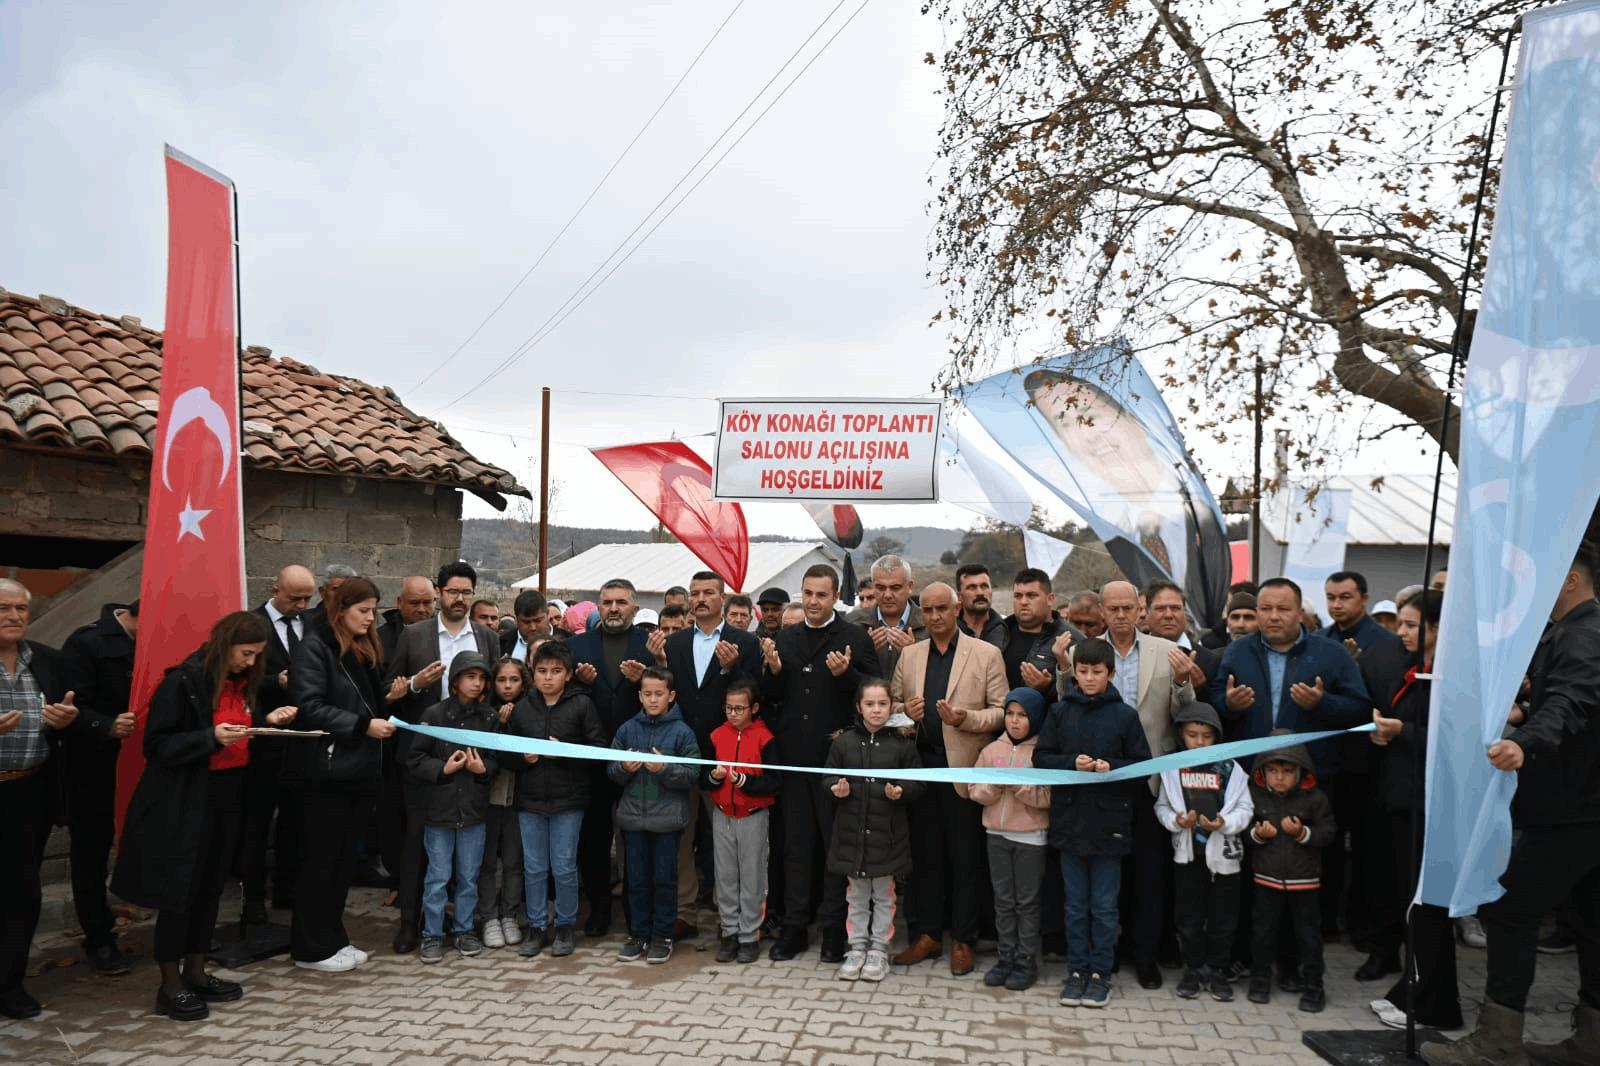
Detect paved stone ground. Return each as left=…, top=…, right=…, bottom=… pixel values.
left=5, top=889, right=1582, bottom=1066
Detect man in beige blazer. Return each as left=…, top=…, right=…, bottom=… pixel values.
left=889, top=582, right=1009, bottom=976
left=1057, top=580, right=1195, bottom=991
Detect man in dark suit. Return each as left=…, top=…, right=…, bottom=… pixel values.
left=1145, top=579, right=1224, bottom=705
left=238, top=564, right=316, bottom=924
left=376, top=576, right=437, bottom=661
left=382, top=561, right=502, bottom=953
left=567, top=577, right=655, bottom=935
left=662, top=571, right=762, bottom=937
left=299, top=563, right=357, bottom=635
left=0, top=578, right=74, bottom=1019
left=57, top=600, right=139, bottom=972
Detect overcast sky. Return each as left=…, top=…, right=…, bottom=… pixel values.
left=2, top=0, right=1446, bottom=540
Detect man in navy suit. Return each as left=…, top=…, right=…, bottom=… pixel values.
left=567, top=578, right=654, bottom=935
left=662, top=571, right=762, bottom=937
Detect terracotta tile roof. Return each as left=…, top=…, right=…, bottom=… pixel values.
left=0, top=288, right=527, bottom=505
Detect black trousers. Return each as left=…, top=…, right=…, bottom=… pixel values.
left=0, top=771, right=51, bottom=994
left=1251, top=886, right=1324, bottom=986
left=379, top=742, right=406, bottom=887
left=63, top=749, right=118, bottom=950
left=1326, top=769, right=1386, bottom=941
left=577, top=771, right=617, bottom=910
left=1123, top=786, right=1176, bottom=964
left=1175, top=860, right=1239, bottom=974
left=1484, top=822, right=1600, bottom=1013
left=155, top=769, right=243, bottom=962
left=780, top=773, right=845, bottom=938
left=291, top=786, right=374, bottom=962
left=396, top=781, right=428, bottom=932
left=1380, top=811, right=1461, bottom=1026
left=904, top=776, right=989, bottom=945
left=239, top=751, right=304, bottom=906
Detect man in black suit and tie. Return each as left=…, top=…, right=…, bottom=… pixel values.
left=567, top=577, right=655, bottom=935
left=382, top=561, right=502, bottom=953
left=662, top=571, right=762, bottom=937
left=240, top=564, right=316, bottom=925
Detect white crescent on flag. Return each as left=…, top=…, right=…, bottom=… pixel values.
left=160, top=385, right=233, bottom=490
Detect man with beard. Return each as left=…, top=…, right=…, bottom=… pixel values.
left=568, top=578, right=653, bottom=935
left=955, top=564, right=1006, bottom=647
left=845, top=555, right=926, bottom=682
left=1067, top=591, right=1108, bottom=639
left=664, top=572, right=762, bottom=937
left=383, top=562, right=502, bottom=953
left=762, top=565, right=880, bottom=963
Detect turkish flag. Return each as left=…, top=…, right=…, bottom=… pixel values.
left=116, top=148, right=247, bottom=828
left=592, top=441, right=750, bottom=592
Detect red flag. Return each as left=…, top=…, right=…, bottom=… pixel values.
left=117, top=147, right=246, bottom=828
left=592, top=441, right=750, bottom=592
left=1230, top=539, right=1252, bottom=585
left=805, top=503, right=863, bottom=549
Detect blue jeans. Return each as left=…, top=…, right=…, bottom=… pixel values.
left=623, top=830, right=680, bottom=941
left=518, top=810, right=584, bottom=930
left=422, top=823, right=486, bottom=939
left=1061, top=853, right=1121, bottom=977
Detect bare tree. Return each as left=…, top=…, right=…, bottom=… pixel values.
left=925, top=0, right=1533, bottom=466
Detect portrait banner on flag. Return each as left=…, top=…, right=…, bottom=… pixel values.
left=713, top=398, right=942, bottom=502
left=1419, top=0, right=1600, bottom=916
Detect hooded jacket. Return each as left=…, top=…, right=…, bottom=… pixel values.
left=703, top=716, right=782, bottom=818
left=823, top=718, right=924, bottom=878
left=1246, top=739, right=1334, bottom=891
left=1154, top=702, right=1253, bottom=874
left=404, top=653, right=500, bottom=828
left=507, top=686, right=605, bottom=816
left=608, top=704, right=700, bottom=833
left=1034, top=684, right=1153, bottom=856
left=969, top=687, right=1053, bottom=836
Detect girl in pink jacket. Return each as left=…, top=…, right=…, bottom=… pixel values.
left=969, top=687, right=1054, bottom=992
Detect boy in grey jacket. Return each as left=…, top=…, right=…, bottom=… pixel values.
left=608, top=666, right=700, bottom=964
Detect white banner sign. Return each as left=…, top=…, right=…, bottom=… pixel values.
left=713, top=398, right=943, bottom=502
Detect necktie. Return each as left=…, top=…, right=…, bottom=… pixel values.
left=285, top=617, right=300, bottom=657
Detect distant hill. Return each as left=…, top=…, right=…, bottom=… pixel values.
left=461, top=518, right=967, bottom=584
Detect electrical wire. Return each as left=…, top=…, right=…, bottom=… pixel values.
left=439, top=0, right=874, bottom=411
left=407, top=0, right=749, bottom=393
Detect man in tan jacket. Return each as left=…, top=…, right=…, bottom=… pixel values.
left=889, top=582, right=1009, bottom=976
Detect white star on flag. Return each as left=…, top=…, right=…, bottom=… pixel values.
left=177, top=496, right=211, bottom=541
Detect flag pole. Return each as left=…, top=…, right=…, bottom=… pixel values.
left=1407, top=22, right=1519, bottom=1061
left=538, top=386, right=551, bottom=595
left=1251, top=353, right=1263, bottom=584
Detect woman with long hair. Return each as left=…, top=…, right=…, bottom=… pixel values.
left=289, top=576, right=404, bottom=972
left=111, top=611, right=297, bottom=1022
left=1369, top=588, right=1462, bottom=1031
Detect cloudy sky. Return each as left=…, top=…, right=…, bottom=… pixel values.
left=2, top=1, right=1443, bottom=539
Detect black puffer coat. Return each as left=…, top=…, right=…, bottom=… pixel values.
left=823, top=721, right=924, bottom=878
left=507, top=688, right=605, bottom=815
left=1034, top=685, right=1153, bottom=857
left=1247, top=741, right=1334, bottom=890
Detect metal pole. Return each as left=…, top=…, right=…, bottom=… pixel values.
left=538, top=386, right=551, bottom=596
left=1251, top=354, right=1263, bottom=583
left=1406, top=23, right=1518, bottom=1060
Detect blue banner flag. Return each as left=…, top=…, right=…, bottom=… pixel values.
left=1419, top=0, right=1600, bottom=916
left=960, top=343, right=1231, bottom=627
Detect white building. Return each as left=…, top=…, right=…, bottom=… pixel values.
left=515, top=540, right=843, bottom=613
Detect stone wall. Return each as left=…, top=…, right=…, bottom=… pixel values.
left=243, top=468, right=465, bottom=606
left=0, top=446, right=149, bottom=542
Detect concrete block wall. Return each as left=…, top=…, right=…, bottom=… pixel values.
left=0, top=448, right=149, bottom=542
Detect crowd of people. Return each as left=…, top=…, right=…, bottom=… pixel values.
left=0, top=543, right=1595, bottom=1063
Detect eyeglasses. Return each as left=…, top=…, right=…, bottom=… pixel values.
left=439, top=588, right=474, bottom=599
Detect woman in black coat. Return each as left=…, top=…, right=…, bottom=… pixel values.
left=111, top=611, right=296, bottom=1022
left=1370, top=588, right=1462, bottom=1030
left=288, top=576, right=403, bottom=972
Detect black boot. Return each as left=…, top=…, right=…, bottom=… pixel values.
left=1005, top=953, right=1038, bottom=992
left=1298, top=984, right=1327, bottom=1013
left=819, top=928, right=847, bottom=965
left=583, top=899, right=611, bottom=938
left=983, top=949, right=1014, bottom=987
left=768, top=929, right=807, bottom=961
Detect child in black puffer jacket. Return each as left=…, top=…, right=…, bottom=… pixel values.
left=824, top=678, right=923, bottom=984
left=1246, top=733, right=1333, bottom=1013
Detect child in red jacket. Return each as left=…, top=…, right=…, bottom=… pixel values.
left=703, top=679, right=781, bottom=964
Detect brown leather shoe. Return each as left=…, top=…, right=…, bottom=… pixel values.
left=892, top=934, right=942, bottom=966
left=950, top=941, right=975, bottom=976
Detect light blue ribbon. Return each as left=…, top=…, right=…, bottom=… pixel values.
left=389, top=717, right=1376, bottom=786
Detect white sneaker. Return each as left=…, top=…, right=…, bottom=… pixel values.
left=482, top=920, right=505, bottom=949
left=295, top=952, right=356, bottom=973
left=1370, top=998, right=1395, bottom=1016
left=1456, top=916, right=1486, bottom=949
left=334, top=944, right=368, bottom=966
left=861, top=950, right=889, bottom=983
left=837, top=949, right=867, bottom=981
left=501, top=918, right=523, bottom=946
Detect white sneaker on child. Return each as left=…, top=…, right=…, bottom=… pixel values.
left=501, top=918, right=523, bottom=946
left=837, top=950, right=867, bottom=981
left=482, top=920, right=505, bottom=949
left=861, top=950, right=889, bottom=983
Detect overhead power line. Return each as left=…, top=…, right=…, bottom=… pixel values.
left=407, top=0, right=749, bottom=394
left=439, top=0, right=874, bottom=411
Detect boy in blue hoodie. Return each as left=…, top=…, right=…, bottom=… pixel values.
left=1034, top=638, right=1152, bottom=1009
left=608, top=666, right=700, bottom=965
